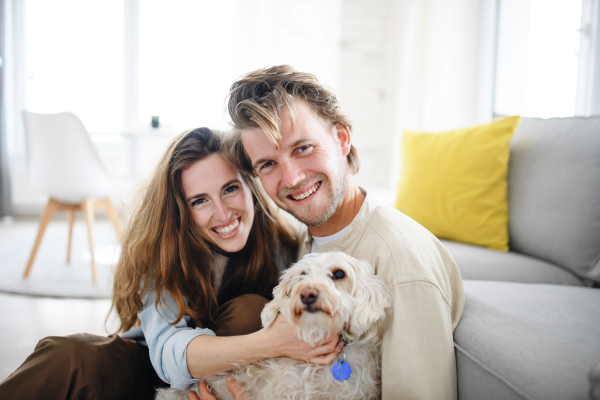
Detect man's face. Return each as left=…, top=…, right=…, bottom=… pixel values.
left=241, top=100, right=350, bottom=227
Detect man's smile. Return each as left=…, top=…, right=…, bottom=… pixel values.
left=288, top=181, right=322, bottom=201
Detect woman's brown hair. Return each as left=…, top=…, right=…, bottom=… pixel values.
left=110, top=127, right=297, bottom=333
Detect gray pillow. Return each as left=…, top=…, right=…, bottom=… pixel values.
left=507, top=117, right=600, bottom=283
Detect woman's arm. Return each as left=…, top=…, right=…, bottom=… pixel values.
left=186, top=313, right=341, bottom=379
left=142, top=290, right=340, bottom=388
left=140, top=289, right=216, bottom=390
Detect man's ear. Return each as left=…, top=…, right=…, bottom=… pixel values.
left=334, top=123, right=352, bottom=157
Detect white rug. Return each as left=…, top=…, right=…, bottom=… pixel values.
left=0, top=217, right=121, bottom=299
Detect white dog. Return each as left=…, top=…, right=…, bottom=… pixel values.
left=156, top=251, right=391, bottom=400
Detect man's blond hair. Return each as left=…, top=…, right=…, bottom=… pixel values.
left=226, top=65, right=360, bottom=176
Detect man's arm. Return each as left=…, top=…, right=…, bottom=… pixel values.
left=381, top=280, right=457, bottom=400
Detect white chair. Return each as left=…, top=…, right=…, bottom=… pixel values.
left=22, top=111, right=122, bottom=283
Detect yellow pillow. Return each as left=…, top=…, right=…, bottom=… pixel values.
left=394, top=116, right=521, bottom=251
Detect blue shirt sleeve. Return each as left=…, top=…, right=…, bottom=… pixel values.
left=139, top=289, right=215, bottom=390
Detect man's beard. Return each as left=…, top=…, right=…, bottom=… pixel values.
left=277, top=164, right=348, bottom=228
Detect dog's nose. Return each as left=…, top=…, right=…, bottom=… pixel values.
left=300, top=288, right=319, bottom=305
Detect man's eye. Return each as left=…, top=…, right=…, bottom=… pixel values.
left=261, top=161, right=275, bottom=170
left=332, top=269, right=345, bottom=280
left=296, top=145, right=311, bottom=155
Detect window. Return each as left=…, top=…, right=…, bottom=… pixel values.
left=20, top=0, right=342, bottom=134
left=137, top=0, right=237, bottom=131
left=25, top=0, right=124, bottom=132
left=494, top=0, right=584, bottom=117
left=24, top=0, right=241, bottom=133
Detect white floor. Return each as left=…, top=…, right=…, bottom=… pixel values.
left=0, top=216, right=120, bottom=383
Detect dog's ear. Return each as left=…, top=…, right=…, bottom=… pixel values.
left=261, top=299, right=280, bottom=328
left=272, top=267, right=296, bottom=301
left=262, top=266, right=296, bottom=328
left=349, top=259, right=391, bottom=339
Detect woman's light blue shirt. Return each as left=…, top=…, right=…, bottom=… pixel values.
left=121, top=289, right=215, bottom=390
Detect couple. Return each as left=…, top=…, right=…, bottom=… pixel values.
left=0, top=66, right=464, bottom=400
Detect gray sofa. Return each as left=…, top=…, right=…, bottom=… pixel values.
left=440, top=117, right=600, bottom=400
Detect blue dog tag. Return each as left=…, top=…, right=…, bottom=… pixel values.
left=332, top=360, right=352, bottom=381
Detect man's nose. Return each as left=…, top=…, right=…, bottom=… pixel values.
left=213, top=199, right=230, bottom=222
left=281, top=160, right=305, bottom=188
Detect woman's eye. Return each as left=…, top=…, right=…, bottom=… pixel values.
left=191, top=198, right=206, bottom=207
left=332, top=269, right=345, bottom=280
left=224, top=185, right=239, bottom=194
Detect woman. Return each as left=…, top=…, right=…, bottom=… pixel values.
left=0, top=128, right=341, bottom=400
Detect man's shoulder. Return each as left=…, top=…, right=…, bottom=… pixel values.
left=347, top=199, right=458, bottom=287
left=362, top=199, right=434, bottom=245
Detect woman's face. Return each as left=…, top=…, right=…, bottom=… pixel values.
left=181, top=154, right=255, bottom=253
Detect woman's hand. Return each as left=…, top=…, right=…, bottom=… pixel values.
left=261, top=313, right=343, bottom=365
left=190, top=377, right=248, bottom=400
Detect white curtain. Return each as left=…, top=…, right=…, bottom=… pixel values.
left=576, top=0, right=600, bottom=116
left=390, top=0, right=497, bottom=133
left=352, top=0, right=498, bottom=193
left=231, top=0, right=342, bottom=93
left=362, top=0, right=498, bottom=192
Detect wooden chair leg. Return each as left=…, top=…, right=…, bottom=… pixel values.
left=97, top=197, right=122, bottom=243
left=82, top=198, right=99, bottom=284
left=24, top=198, right=59, bottom=278
left=66, top=209, right=75, bottom=263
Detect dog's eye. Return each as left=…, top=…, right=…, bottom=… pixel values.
left=332, top=269, right=345, bottom=280
left=300, top=272, right=307, bottom=276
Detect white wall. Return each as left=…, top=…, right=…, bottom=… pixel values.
left=339, top=0, right=398, bottom=191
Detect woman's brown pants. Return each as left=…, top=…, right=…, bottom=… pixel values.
left=0, top=293, right=268, bottom=400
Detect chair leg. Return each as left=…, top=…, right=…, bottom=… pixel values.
left=96, top=197, right=122, bottom=243
left=82, top=198, right=99, bottom=284
left=24, top=198, right=59, bottom=278
left=66, top=209, right=75, bottom=263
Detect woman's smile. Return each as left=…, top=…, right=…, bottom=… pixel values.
left=211, top=216, right=241, bottom=238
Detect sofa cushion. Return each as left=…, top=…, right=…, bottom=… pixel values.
left=454, top=281, right=600, bottom=400
left=394, top=116, right=521, bottom=251
left=508, top=117, right=600, bottom=283
left=590, top=361, right=600, bottom=400
left=440, top=239, right=585, bottom=286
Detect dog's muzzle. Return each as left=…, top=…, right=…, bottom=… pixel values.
left=300, top=288, right=319, bottom=307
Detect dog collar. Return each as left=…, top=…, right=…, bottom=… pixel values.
left=332, top=340, right=353, bottom=382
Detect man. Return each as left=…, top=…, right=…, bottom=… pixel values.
left=229, top=65, right=464, bottom=400
left=196, top=65, right=464, bottom=400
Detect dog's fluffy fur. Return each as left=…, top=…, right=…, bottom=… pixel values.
left=156, top=251, right=391, bottom=400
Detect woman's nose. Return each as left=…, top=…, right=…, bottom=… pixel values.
left=213, top=200, right=230, bottom=222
